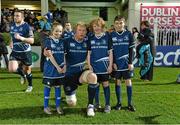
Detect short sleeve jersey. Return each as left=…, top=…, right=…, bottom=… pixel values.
left=10, top=22, right=34, bottom=52
left=87, top=32, right=112, bottom=74
left=111, top=30, right=135, bottom=71
left=43, top=37, right=65, bottom=79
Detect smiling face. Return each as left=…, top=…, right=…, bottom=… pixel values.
left=93, top=24, right=103, bottom=35
left=90, top=17, right=105, bottom=35
left=51, top=25, right=63, bottom=39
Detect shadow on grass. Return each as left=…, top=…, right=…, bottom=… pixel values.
left=136, top=115, right=161, bottom=124
left=0, top=106, right=87, bottom=120
left=134, top=81, right=178, bottom=86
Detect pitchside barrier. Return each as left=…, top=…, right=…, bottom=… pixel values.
left=157, top=28, right=180, bottom=46
left=0, top=45, right=179, bottom=68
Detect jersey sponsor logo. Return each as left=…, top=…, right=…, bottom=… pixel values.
left=51, top=43, right=56, bottom=48
left=77, top=46, right=82, bottom=49
left=112, top=37, right=117, bottom=41
left=83, top=43, right=87, bottom=48
left=70, top=43, right=75, bottom=47
left=118, top=38, right=123, bottom=42
left=102, top=39, right=106, bottom=44
left=124, top=35, right=129, bottom=41
left=96, top=42, right=101, bottom=46
left=19, top=27, right=23, bottom=32
left=91, top=40, right=95, bottom=44
left=11, top=26, right=14, bottom=30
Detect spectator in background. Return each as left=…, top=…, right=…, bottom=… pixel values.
left=132, top=27, right=139, bottom=48
left=0, top=33, right=9, bottom=69
left=137, top=20, right=156, bottom=81
left=62, top=22, right=74, bottom=38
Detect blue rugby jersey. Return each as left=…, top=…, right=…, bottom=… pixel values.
left=10, top=22, right=34, bottom=52
left=65, top=37, right=87, bottom=76
left=88, top=32, right=112, bottom=74
left=43, top=37, right=65, bottom=79
left=111, top=30, right=135, bottom=71
left=63, top=30, right=74, bottom=38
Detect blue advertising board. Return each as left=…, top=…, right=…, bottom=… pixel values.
left=133, top=46, right=180, bottom=67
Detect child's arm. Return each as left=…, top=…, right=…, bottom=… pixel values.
left=62, top=54, right=66, bottom=73
left=44, top=48, right=63, bottom=73
left=87, top=38, right=93, bottom=71
left=128, top=32, right=135, bottom=71
left=108, top=35, right=113, bottom=73
left=108, top=49, right=113, bottom=73
left=87, top=51, right=93, bottom=71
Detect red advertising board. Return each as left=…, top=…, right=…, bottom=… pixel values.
left=140, top=6, right=180, bottom=28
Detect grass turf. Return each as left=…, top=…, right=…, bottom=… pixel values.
left=0, top=67, right=180, bottom=124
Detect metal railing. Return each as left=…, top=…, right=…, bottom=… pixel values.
left=157, top=27, right=180, bottom=46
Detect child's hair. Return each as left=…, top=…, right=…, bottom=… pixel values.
left=140, top=20, right=150, bottom=28
left=50, top=22, right=63, bottom=34
left=114, top=15, right=125, bottom=22
left=74, top=21, right=87, bottom=31
left=90, top=17, right=105, bottom=32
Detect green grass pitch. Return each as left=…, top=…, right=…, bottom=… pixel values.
left=0, top=67, right=180, bottom=124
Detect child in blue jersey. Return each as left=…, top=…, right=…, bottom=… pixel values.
left=9, top=10, right=34, bottom=92
left=111, top=15, right=136, bottom=111
left=62, top=22, right=74, bottom=38
left=87, top=17, right=113, bottom=113
left=43, top=22, right=66, bottom=115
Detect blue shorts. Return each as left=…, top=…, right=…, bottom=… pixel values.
left=43, top=78, right=64, bottom=87
left=112, top=70, right=133, bottom=80
left=9, top=51, right=32, bottom=66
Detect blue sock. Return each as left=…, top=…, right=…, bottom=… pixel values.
left=95, top=84, right=100, bottom=105
left=26, top=73, right=32, bottom=86
left=103, top=86, right=110, bottom=106
left=127, top=86, right=132, bottom=106
left=55, top=86, right=61, bottom=108
left=44, top=86, right=51, bottom=108
left=88, top=83, right=98, bottom=105
left=115, top=85, right=121, bottom=104
left=16, top=68, right=25, bottom=77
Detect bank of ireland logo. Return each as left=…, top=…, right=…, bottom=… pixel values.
left=31, top=52, right=39, bottom=62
